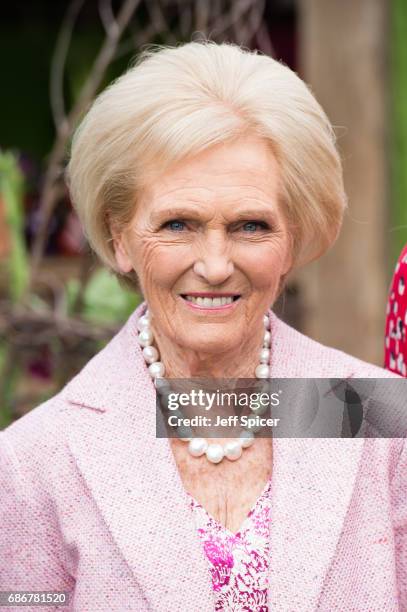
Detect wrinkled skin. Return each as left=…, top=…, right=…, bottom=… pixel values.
left=113, top=134, right=292, bottom=378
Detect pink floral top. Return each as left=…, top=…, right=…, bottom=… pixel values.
left=187, top=478, right=272, bottom=611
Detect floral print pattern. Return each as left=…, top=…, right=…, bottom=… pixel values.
left=188, top=479, right=272, bottom=611
left=385, top=245, right=407, bottom=377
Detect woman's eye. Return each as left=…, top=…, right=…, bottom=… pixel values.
left=241, top=221, right=269, bottom=232
left=163, top=220, right=186, bottom=232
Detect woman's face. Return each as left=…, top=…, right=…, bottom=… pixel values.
left=114, top=134, right=292, bottom=354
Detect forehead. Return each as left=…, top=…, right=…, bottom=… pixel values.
left=138, top=135, right=281, bottom=213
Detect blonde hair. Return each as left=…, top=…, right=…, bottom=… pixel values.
left=67, top=40, right=346, bottom=288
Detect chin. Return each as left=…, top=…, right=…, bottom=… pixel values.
left=179, top=331, right=237, bottom=355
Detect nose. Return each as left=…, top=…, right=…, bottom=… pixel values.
left=193, top=231, right=234, bottom=285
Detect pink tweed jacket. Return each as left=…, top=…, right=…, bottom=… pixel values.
left=1, top=302, right=406, bottom=611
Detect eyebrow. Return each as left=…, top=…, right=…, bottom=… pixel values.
left=150, top=206, right=204, bottom=225
left=150, top=205, right=279, bottom=226
left=229, top=208, right=279, bottom=223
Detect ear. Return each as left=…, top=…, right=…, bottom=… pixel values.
left=107, top=209, right=134, bottom=274
left=282, top=232, right=294, bottom=276
left=112, top=231, right=134, bottom=274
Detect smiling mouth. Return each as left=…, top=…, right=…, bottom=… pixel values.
left=180, top=294, right=241, bottom=307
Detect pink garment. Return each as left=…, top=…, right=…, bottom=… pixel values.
left=188, top=478, right=272, bottom=611
left=0, top=302, right=406, bottom=611
left=385, top=245, right=407, bottom=376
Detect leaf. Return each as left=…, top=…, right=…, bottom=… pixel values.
left=64, top=278, right=81, bottom=316
left=0, top=150, right=28, bottom=303
left=81, top=268, right=142, bottom=324
left=0, top=343, right=20, bottom=428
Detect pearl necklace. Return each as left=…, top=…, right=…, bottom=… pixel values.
left=137, top=308, right=271, bottom=464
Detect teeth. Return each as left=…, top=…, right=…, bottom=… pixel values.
left=184, top=295, right=236, bottom=307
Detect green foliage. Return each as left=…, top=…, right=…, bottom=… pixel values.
left=0, top=349, right=20, bottom=429
left=0, top=151, right=27, bottom=427
left=391, top=0, right=407, bottom=261
left=65, top=268, right=142, bottom=324
left=0, top=148, right=141, bottom=425
left=0, top=150, right=29, bottom=302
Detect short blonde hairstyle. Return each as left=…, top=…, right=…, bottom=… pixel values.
left=67, top=40, right=346, bottom=289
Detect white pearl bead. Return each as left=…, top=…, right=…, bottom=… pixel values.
left=142, top=345, right=159, bottom=364
left=148, top=362, right=165, bottom=378
left=137, top=315, right=151, bottom=332
left=255, top=363, right=270, bottom=378
left=224, top=440, right=243, bottom=461
left=239, top=430, right=255, bottom=448
left=188, top=438, right=208, bottom=457
left=138, top=307, right=277, bottom=463
left=138, top=329, right=153, bottom=347
left=206, top=443, right=225, bottom=464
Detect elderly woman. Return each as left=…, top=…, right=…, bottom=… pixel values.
left=1, top=42, right=406, bottom=611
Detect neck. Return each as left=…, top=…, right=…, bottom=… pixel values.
left=151, top=323, right=266, bottom=379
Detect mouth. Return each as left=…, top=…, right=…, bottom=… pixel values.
left=179, top=293, right=241, bottom=310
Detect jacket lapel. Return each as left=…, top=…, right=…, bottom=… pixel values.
left=65, top=303, right=215, bottom=611
left=269, top=437, right=363, bottom=611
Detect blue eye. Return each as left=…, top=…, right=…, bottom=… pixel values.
left=166, top=220, right=185, bottom=231
left=242, top=221, right=268, bottom=232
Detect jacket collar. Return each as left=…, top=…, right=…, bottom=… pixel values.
left=63, top=301, right=148, bottom=416
left=64, top=302, right=363, bottom=610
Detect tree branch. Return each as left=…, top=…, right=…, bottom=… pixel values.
left=0, top=303, right=119, bottom=344
left=231, top=0, right=266, bottom=46
left=98, top=0, right=119, bottom=37
left=212, top=0, right=260, bottom=41
left=50, top=0, right=85, bottom=132
left=114, top=21, right=161, bottom=60
left=254, top=20, right=275, bottom=57
left=145, top=0, right=177, bottom=44
left=175, top=0, right=193, bottom=39
left=28, top=0, right=142, bottom=293
left=195, top=0, right=211, bottom=36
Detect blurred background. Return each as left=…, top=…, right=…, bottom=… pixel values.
left=1, top=0, right=406, bottom=425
